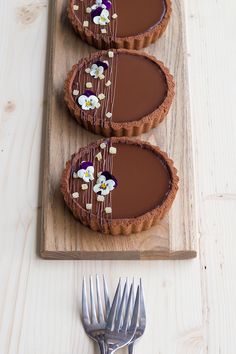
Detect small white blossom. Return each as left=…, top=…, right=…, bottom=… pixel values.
left=97, top=195, right=105, bottom=202
left=72, top=192, right=79, bottom=198
left=75, top=163, right=94, bottom=183
left=73, top=89, right=79, bottom=96
left=109, top=146, right=117, bottom=154
left=106, top=112, right=112, bottom=118
left=93, top=173, right=117, bottom=196
left=91, top=0, right=106, bottom=10
left=105, top=80, right=111, bottom=86
left=105, top=207, right=112, bottom=214
left=93, top=9, right=110, bottom=25
left=96, top=152, right=102, bottom=161
left=90, top=63, right=104, bottom=79
left=98, top=93, right=105, bottom=100
left=100, top=142, right=106, bottom=149
left=78, top=94, right=99, bottom=110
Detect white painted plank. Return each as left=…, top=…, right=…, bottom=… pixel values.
left=186, top=0, right=236, bottom=353
left=0, top=0, right=236, bottom=353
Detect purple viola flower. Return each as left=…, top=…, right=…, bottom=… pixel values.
left=84, top=90, right=95, bottom=97
left=93, top=8, right=110, bottom=25
left=91, top=6, right=103, bottom=20
left=101, top=171, right=118, bottom=187
left=94, top=60, right=109, bottom=71
left=73, top=161, right=94, bottom=182
left=91, top=1, right=111, bottom=25
left=79, top=161, right=93, bottom=170
left=93, top=171, right=118, bottom=196
left=89, top=60, right=109, bottom=79
left=102, top=0, right=112, bottom=10
left=91, top=0, right=112, bottom=12
left=78, top=91, right=100, bottom=110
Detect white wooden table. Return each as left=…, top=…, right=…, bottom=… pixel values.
left=0, top=1, right=236, bottom=353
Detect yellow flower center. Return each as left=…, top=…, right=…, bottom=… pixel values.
left=101, top=17, right=106, bottom=22
left=101, top=183, right=107, bottom=189
left=85, top=171, right=89, bottom=177
left=86, top=101, right=92, bottom=107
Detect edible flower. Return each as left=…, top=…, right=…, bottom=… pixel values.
left=91, top=0, right=112, bottom=11
left=78, top=90, right=99, bottom=110
left=92, top=8, right=110, bottom=25
left=74, top=161, right=94, bottom=182
left=90, top=60, right=109, bottom=78
left=93, top=171, right=117, bottom=196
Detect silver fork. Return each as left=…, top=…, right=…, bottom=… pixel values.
left=82, top=275, right=110, bottom=354
left=82, top=277, right=141, bottom=354
left=128, top=279, right=146, bottom=354
left=105, top=278, right=146, bottom=354
left=103, top=279, right=140, bottom=354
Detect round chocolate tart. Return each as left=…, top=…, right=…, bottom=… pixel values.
left=64, top=49, right=174, bottom=137
left=68, top=0, right=172, bottom=49
left=61, top=137, right=179, bottom=235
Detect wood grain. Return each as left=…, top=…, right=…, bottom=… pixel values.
left=41, top=0, right=197, bottom=260
left=2, top=0, right=236, bottom=353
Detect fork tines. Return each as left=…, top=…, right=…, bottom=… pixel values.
left=82, top=275, right=111, bottom=328
left=82, top=276, right=141, bottom=331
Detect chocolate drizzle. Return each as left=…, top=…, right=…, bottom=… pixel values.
left=72, top=0, right=117, bottom=44
left=68, top=138, right=173, bottom=222
left=62, top=138, right=179, bottom=235
left=72, top=52, right=117, bottom=127
left=72, top=0, right=167, bottom=39
left=70, top=50, right=169, bottom=128
left=69, top=139, right=115, bottom=232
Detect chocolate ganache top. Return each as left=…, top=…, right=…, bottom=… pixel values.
left=69, top=50, right=169, bottom=126
left=115, top=0, right=167, bottom=37
left=71, top=0, right=167, bottom=38
left=112, top=53, right=168, bottom=122
left=67, top=139, right=172, bottom=220
left=111, top=142, right=172, bottom=218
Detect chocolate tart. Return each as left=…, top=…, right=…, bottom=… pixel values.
left=68, top=0, right=172, bottom=50
left=61, top=137, right=179, bottom=236
left=64, top=49, right=174, bottom=137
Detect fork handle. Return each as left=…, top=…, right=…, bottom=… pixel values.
left=98, top=342, right=115, bottom=354
left=98, top=341, right=106, bottom=354
left=105, top=348, right=115, bottom=354
left=128, top=343, right=134, bottom=354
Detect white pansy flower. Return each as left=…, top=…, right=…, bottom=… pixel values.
left=75, top=162, right=94, bottom=183
left=93, top=172, right=117, bottom=196
left=78, top=93, right=99, bottom=110
left=93, top=9, right=110, bottom=25
left=91, top=0, right=106, bottom=10
left=90, top=63, right=104, bottom=79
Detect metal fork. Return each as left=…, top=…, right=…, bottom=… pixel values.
left=105, top=278, right=146, bottom=354
left=82, top=276, right=141, bottom=354
left=128, top=279, right=146, bottom=354
left=82, top=275, right=110, bottom=354
left=103, top=279, right=140, bottom=354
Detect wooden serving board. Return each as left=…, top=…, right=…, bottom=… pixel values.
left=41, top=0, right=197, bottom=260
